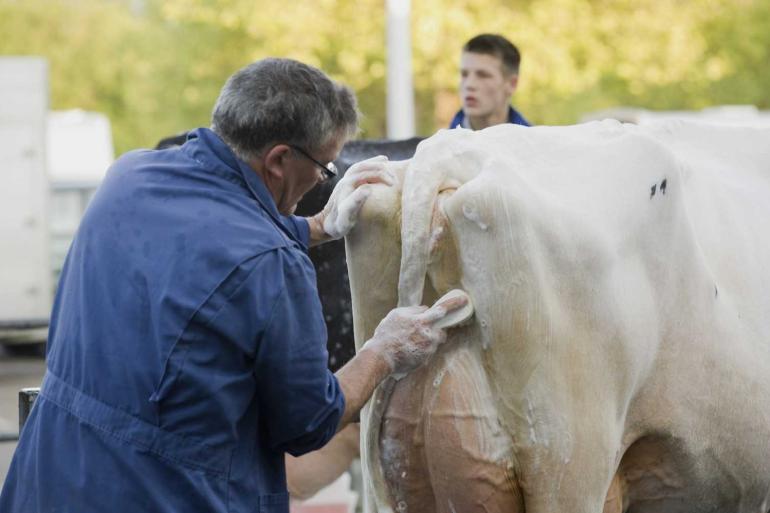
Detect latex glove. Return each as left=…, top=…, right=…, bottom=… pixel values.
left=363, top=293, right=469, bottom=378
left=320, top=155, right=394, bottom=240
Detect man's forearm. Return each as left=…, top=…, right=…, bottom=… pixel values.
left=286, top=422, right=360, bottom=500
left=334, top=346, right=391, bottom=430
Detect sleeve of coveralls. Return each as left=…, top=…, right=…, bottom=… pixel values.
left=254, top=247, right=344, bottom=456
left=281, top=215, right=310, bottom=249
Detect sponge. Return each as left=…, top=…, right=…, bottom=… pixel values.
left=431, top=289, right=475, bottom=329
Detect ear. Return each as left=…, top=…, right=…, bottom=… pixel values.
left=263, top=144, right=292, bottom=181
left=506, top=74, right=519, bottom=95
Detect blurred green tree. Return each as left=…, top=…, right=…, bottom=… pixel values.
left=1, top=0, right=768, bottom=155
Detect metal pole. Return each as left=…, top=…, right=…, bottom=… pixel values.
left=386, top=0, right=415, bottom=139
left=19, top=387, right=40, bottom=434
left=0, top=388, right=40, bottom=442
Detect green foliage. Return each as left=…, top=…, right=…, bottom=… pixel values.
left=1, top=0, right=768, bottom=154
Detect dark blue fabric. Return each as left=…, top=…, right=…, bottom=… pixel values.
left=0, top=128, right=345, bottom=513
left=449, top=105, right=531, bottom=128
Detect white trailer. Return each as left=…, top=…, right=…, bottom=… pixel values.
left=47, top=110, right=113, bottom=279
left=0, top=57, right=51, bottom=342
left=0, top=58, right=113, bottom=345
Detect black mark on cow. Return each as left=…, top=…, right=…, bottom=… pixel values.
left=660, top=178, right=667, bottom=195
left=715, top=285, right=719, bottom=298
left=650, top=184, right=657, bottom=199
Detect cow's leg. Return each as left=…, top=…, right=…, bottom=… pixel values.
left=422, top=343, right=524, bottom=513
left=381, top=339, right=625, bottom=513
left=514, top=433, right=624, bottom=513
left=380, top=366, right=437, bottom=513
left=602, top=473, right=624, bottom=513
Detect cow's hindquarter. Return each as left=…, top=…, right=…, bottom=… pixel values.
left=374, top=186, right=526, bottom=513
left=440, top=178, right=632, bottom=512
left=381, top=338, right=525, bottom=513
left=350, top=128, right=663, bottom=513
left=345, top=166, right=406, bottom=513
left=383, top=169, right=639, bottom=513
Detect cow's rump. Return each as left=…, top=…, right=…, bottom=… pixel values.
left=347, top=120, right=770, bottom=513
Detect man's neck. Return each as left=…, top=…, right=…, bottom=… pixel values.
left=468, top=106, right=509, bottom=130
left=246, top=156, right=284, bottom=209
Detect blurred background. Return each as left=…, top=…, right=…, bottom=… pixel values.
left=1, top=0, right=769, bottom=154
left=1, top=0, right=769, bottom=501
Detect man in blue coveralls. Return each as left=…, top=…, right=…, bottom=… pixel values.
left=0, top=58, right=466, bottom=513
left=449, top=33, right=531, bottom=130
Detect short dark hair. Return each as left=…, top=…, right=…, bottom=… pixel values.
left=463, top=34, right=521, bottom=75
left=211, top=58, right=359, bottom=161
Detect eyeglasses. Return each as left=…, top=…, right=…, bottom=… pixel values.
left=289, top=145, right=338, bottom=182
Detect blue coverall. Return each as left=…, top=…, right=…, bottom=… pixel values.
left=0, top=128, right=345, bottom=513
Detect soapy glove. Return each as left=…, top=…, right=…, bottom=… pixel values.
left=363, top=291, right=471, bottom=378
left=320, top=155, right=394, bottom=240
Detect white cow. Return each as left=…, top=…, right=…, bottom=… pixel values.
left=345, top=120, right=770, bottom=513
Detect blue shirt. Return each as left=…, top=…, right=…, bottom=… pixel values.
left=0, top=128, right=345, bottom=513
left=449, top=105, right=530, bottom=128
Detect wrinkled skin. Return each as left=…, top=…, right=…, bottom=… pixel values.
left=346, top=121, right=770, bottom=513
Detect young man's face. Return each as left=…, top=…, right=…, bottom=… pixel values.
left=459, top=52, right=517, bottom=128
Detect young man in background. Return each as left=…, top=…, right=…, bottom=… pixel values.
left=450, top=33, right=531, bottom=129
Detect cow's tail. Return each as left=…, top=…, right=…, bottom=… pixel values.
left=398, top=128, right=485, bottom=306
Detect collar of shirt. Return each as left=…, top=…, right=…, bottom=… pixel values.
left=182, top=127, right=304, bottom=247
left=450, top=106, right=531, bottom=129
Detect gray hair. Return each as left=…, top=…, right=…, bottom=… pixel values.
left=211, top=58, right=360, bottom=161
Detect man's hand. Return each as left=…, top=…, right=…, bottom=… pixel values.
left=309, top=155, right=394, bottom=244
left=334, top=291, right=470, bottom=429
left=362, top=292, right=470, bottom=378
